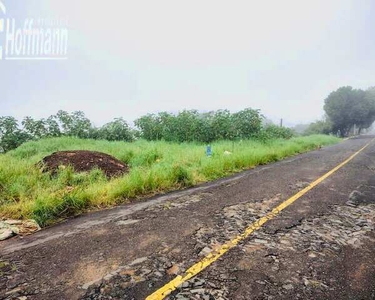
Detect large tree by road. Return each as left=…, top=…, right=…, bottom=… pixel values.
left=324, top=86, right=375, bottom=136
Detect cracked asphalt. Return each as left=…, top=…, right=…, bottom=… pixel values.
left=1, top=135, right=375, bottom=300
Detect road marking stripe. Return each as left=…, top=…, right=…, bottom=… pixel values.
left=146, top=139, right=374, bottom=300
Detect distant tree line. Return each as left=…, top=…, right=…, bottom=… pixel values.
left=304, top=86, right=375, bottom=137
left=0, top=108, right=294, bottom=152
left=5, top=83, right=373, bottom=152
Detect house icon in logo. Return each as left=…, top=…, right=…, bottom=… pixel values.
left=0, top=1, right=5, bottom=60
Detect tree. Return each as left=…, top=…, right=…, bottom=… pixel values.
left=158, top=112, right=175, bottom=141
left=97, top=118, right=134, bottom=141
left=22, top=117, right=48, bottom=139
left=361, top=87, right=375, bottom=133
left=55, top=110, right=92, bottom=138
left=45, top=116, right=62, bottom=137
left=134, top=114, right=163, bottom=141
left=210, top=109, right=233, bottom=140
left=231, top=108, right=263, bottom=139
left=173, top=110, right=203, bottom=142
left=324, top=86, right=375, bottom=137
left=0, top=117, right=30, bottom=152
left=304, top=119, right=332, bottom=135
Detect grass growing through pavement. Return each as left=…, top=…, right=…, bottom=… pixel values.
left=0, top=135, right=340, bottom=226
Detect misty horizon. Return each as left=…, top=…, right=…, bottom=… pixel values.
left=1, top=0, right=375, bottom=127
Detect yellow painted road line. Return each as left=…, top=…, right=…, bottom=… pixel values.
left=146, top=139, right=374, bottom=300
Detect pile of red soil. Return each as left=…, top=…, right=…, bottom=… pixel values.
left=40, top=150, right=128, bottom=178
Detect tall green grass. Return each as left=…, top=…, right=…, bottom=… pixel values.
left=0, top=135, right=340, bottom=226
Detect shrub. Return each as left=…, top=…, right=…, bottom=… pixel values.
left=259, top=124, right=295, bottom=140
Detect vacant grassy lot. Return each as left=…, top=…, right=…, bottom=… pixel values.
left=0, top=135, right=339, bottom=226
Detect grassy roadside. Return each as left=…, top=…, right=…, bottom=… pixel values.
left=0, top=135, right=340, bottom=226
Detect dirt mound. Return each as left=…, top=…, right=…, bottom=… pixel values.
left=40, top=150, right=128, bottom=178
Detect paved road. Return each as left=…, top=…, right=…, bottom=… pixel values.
left=1, top=136, right=375, bottom=300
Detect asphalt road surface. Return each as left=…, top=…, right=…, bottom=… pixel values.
left=1, top=136, right=375, bottom=300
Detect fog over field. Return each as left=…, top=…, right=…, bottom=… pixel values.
left=1, top=0, right=375, bottom=126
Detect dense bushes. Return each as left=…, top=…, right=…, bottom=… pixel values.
left=260, top=124, right=295, bottom=140
left=91, top=118, right=135, bottom=142
left=0, top=108, right=294, bottom=152
left=134, top=108, right=264, bottom=143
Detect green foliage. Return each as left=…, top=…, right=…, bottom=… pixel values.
left=22, top=117, right=48, bottom=139
left=324, top=86, right=375, bottom=136
left=363, top=87, right=375, bottom=129
left=304, top=119, right=333, bottom=135
left=134, top=114, right=163, bottom=140
left=134, top=108, right=264, bottom=143
left=210, top=110, right=233, bottom=140
left=0, top=135, right=340, bottom=226
left=55, top=110, right=92, bottom=138
left=32, top=192, right=89, bottom=227
left=0, top=105, right=334, bottom=153
left=260, top=124, right=295, bottom=140
left=3, top=82, right=375, bottom=151
left=131, top=147, right=162, bottom=167
left=96, top=118, right=134, bottom=142
left=231, top=108, right=263, bottom=139
left=45, top=116, right=62, bottom=137
left=171, top=165, right=193, bottom=187
left=0, top=110, right=136, bottom=152
left=0, top=117, right=30, bottom=152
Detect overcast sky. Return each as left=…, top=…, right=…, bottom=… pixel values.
left=1, top=0, right=374, bottom=126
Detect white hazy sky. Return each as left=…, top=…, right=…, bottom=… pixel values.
left=1, top=0, right=375, bottom=126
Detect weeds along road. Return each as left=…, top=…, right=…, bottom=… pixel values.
left=1, top=136, right=375, bottom=300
